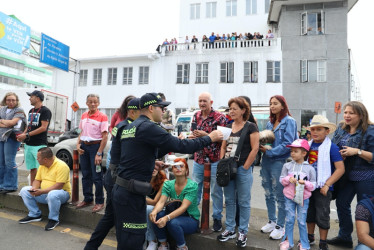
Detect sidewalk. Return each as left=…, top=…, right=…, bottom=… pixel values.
left=0, top=169, right=357, bottom=249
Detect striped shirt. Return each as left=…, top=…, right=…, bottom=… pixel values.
left=79, top=110, right=108, bottom=141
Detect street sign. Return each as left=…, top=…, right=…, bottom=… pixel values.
left=335, top=102, right=342, bottom=114
left=0, top=12, right=30, bottom=54
left=71, top=101, right=79, bottom=112
left=40, top=33, right=70, bottom=72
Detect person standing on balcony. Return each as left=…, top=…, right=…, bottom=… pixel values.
left=189, top=92, right=227, bottom=232
left=76, top=94, right=108, bottom=213
left=209, top=32, right=216, bottom=49
left=191, top=35, right=198, bottom=49
left=17, top=90, right=51, bottom=185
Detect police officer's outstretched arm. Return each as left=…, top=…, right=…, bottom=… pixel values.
left=141, top=122, right=223, bottom=154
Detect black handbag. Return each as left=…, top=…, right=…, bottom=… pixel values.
left=216, top=122, right=250, bottom=187
left=164, top=199, right=189, bottom=216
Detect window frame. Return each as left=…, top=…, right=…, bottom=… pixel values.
left=226, top=0, right=237, bottom=17
left=190, top=3, right=201, bottom=20
left=139, top=66, right=149, bottom=85
left=177, top=64, right=190, bottom=84
left=93, top=68, right=102, bottom=86
left=300, top=60, right=326, bottom=83
left=196, top=63, right=209, bottom=84
left=123, top=67, right=133, bottom=85
left=266, top=61, right=281, bottom=83
left=243, top=61, right=258, bottom=83
left=301, top=10, right=325, bottom=35
left=206, top=2, right=217, bottom=18
left=220, top=62, right=234, bottom=83
left=79, top=69, right=88, bottom=86
left=246, top=0, right=257, bottom=15
left=107, top=67, right=117, bottom=85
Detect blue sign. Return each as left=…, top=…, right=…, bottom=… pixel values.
left=0, top=12, right=30, bottom=54
left=40, top=33, right=70, bottom=72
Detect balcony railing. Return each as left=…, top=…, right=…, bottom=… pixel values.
left=160, top=38, right=278, bottom=55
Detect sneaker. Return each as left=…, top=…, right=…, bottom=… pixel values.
left=176, top=246, right=188, bottom=250
left=236, top=231, right=247, bottom=248
left=269, top=225, right=285, bottom=240
left=158, top=242, right=169, bottom=250
left=18, top=215, right=42, bottom=224
left=213, top=219, right=222, bottom=232
left=298, top=243, right=307, bottom=250
left=261, top=220, right=276, bottom=233
left=217, top=229, right=236, bottom=242
left=146, top=241, right=158, bottom=250
left=319, top=242, right=329, bottom=250
left=326, top=236, right=353, bottom=248
left=45, top=219, right=59, bottom=231
left=308, top=234, right=315, bottom=245
left=279, top=240, right=290, bottom=250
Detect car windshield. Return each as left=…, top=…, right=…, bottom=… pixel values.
left=175, top=116, right=192, bottom=132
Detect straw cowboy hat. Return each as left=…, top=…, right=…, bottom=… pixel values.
left=308, top=115, right=337, bottom=134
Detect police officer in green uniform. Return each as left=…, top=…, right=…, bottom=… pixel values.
left=85, top=98, right=140, bottom=249
left=112, top=93, right=223, bottom=250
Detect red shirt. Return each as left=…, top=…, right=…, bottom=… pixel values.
left=191, top=108, right=227, bottom=164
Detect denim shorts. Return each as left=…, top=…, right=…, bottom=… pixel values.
left=306, top=188, right=332, bottom=229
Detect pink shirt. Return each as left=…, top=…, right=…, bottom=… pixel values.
left=79, top=110, right=108, bottom=141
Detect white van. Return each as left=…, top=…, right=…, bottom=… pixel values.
left=172, top=110, right=199, bottom=137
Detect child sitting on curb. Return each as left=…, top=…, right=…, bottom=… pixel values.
left=279, top=139, right=316, bottom=250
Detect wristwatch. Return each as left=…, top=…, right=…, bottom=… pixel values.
left=357, top=149, right=362, bottom=155
left=96, top=152, right=102, bottom=156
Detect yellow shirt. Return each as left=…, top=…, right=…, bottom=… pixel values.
left=35, top=157, right=72, bottom=196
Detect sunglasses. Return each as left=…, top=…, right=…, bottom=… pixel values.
left=152, top=104, right=166, bottom=111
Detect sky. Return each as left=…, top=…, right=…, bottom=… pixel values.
left=1, top=0, right=373, bottom=114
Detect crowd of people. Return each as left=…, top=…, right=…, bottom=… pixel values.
left=0, top=90, right=374, bottom=250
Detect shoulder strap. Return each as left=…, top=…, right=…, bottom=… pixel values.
left=234, top=122, right=250, bottom=161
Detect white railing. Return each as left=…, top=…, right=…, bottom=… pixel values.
left=160, top=38, right=278, bottom=54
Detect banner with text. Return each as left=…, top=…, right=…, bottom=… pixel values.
left=0, top=12, right=30, bottom=54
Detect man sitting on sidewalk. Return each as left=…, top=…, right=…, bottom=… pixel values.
left=18, top=147, right=71, bottom=231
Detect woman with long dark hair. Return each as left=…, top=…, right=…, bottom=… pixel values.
left=327, top=101, right=374, bottom=248
left=259, top=95, right=298, bottom=240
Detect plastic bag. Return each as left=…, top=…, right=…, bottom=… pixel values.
left=293, top=182, right=305, bottom=206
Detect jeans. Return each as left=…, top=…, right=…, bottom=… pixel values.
left=223, top=165, right=253, bottom=234
left=0, top=138, right=20, bottom=190
left=146, top=205, right=156, bottom=241
left=153, top=210, right=199, bottom=248
left=260, top=157, right=286, bottom=227
left=355, top=243, right=372, bottom=250
left=80, top=143, right=104, bottom=204
left=336, top=180, right=374, bottom=241
left=84, top=170, right=115, bottom=250
left=192, top=161, right=223, bottom=220
left=19, top=186, right=70, bottom=221
left=283, top=198, right=310, bottom=249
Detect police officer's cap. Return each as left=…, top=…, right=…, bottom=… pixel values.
left=127, top=98, right=140, bottom=110
left=140, top=93, right=171, bottom=109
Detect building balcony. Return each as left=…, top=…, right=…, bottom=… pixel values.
left=160, top=38, right=280, bottom=56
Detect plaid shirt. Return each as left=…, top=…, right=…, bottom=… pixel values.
left=192, top=108, right=227, bottom=164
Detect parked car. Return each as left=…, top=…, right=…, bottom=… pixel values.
left=52, top=136, right=111, bottom=169
left=58, top=127, right=80, bottom=143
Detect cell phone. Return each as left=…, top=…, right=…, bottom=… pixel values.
left=191, top=122, right=197, bottom=131
left=28, top=190, right=36, bottom=192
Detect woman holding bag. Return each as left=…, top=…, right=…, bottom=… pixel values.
left=0, top=92, right=26, bottom=194
left=149, top=158, right=199, bottom=250
left=327, top=101, right=374, bottom=248
left=217, top=97, right=259, bottom=248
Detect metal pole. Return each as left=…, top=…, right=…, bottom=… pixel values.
left=71, top=149, right=79, bottom=205
left=200, top=162, right=212, bottom=234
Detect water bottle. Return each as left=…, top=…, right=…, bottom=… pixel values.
left=96, top=165, right=101, bottom=173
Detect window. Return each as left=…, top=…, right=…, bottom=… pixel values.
left=301, top=60, right=326, bottom=82
left=196, top=63, right=209, bottom=83
left=220, top=62, right=234, bottom=83
left=123, top=67, right=133, bottom=85
left=244, top=61, right=258, bottom=83
left=301, top=11, right=324, bottom=35
left=0, top=75, right=24, bottom=87
left=246, top=0, right=257, bottom=15
left=226, top=0, right=237, bottom=16
left=267, top=61, right=281, bottom=82
left=265, top=0, right=270, bottom=13
left=107, top=68, right=117, bottom=85
left=177, top=64, right=190, bottom=84
left=79, top=70, right=88, bottom=86
left=76, top=108, right=87, bottom=126
left=190, top=3, right=200, bottom=20
left=105, top=108, right=116, bottom=122
left=93, top=69, right=102, bottom=86
left=206, top=2, right=217, bottom=18
left=139, top=66, right=149, bottom=84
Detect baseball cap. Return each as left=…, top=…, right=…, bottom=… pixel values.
left=26, top=90, right=44, bottom=101
left=139, top=93, right=171, bottom=109
left=127, top=98, right=140, bottom=110
left=286, top=139, right=310, bottom=151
